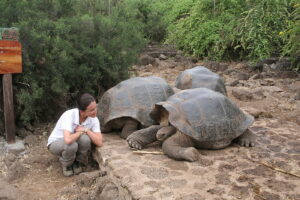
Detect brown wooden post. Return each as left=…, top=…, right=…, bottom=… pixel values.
left=3, top=74, right=15, bottom=143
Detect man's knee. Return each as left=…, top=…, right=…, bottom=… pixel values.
left=64, top=142, right=78, bottom=154
left=78, top=134, right=91, bottom=149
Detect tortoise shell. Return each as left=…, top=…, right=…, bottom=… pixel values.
left=99, top=76, right=174, bottom=128
left=175, top=66, right=227, bottom=95
left=150, top=88, right=253, bottom=145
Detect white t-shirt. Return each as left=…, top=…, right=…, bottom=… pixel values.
left=47, top=108, right=101, bottom=146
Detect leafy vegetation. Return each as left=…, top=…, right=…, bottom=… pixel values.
left=0, top=0, right=147, bottom=124
left=281, top=2, right=300, bottom=70
left=0, top=0, right=299, bottom=127
left=160, top=0, right=299, bottom=68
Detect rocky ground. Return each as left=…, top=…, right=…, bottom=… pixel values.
left=0, top=45, right=299, bottom=200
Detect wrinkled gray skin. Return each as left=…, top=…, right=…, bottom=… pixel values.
left=98, top=76, right=174, bottom=139
left=127, top=88, right=256, bottom=161
left=175, top=66, right=227, bottom=96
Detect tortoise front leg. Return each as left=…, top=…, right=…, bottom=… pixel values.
left=101, top=124, right=112, bottom=133
left=233, top=129, right=256, bottom=147
left=162, top=131, right=199, bottom=162
left=127, top=125, right=162, bottom=150
left=120, top=119, right=139, bottom=139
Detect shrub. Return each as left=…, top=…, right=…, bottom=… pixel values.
left=163, top=0, right=299, bottom=66
left=281, top=1, right=300, bottom=71
left=166, top=0, right=244, bottom=60
left=236, top=0, right=288, bottom=61
left=0, top=0, right=146, bottom=124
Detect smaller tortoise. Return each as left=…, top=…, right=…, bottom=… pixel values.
left=175, top=66, right=227, bottom=95
left=98, top=76, right=174, bottom=139
left=127, top=88, right=256, bottom=161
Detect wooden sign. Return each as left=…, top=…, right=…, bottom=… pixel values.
left=0, top=28, right=20, bottom=41
left=0, top=40, right=22, bottom=74
left=0, top=27, right=21, bottom=144
left=0, top=28, right=22, bottom=74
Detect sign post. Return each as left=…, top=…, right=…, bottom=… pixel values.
left=0, top=27, right=22, bottom=144
left=3, top=74, right=15, bottom=143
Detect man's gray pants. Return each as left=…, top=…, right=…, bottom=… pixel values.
left=48, top=135, right=91, bottom=167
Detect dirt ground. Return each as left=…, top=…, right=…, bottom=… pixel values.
left=0, top=45, right=299, bottom=200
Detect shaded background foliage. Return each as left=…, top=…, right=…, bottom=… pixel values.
left=0, top=0, right=147, bottom=126
left=0, top=0, right=299, bottom=131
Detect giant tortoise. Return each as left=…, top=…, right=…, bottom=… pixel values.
left=175, top=66, right=227, bottom=95
left=98, top=76, right=174, bottom=139
left=127, top=88, right=256, bottom=161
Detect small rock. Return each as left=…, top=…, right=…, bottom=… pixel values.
left=76, top=170, right=107, bottom=187
left=24, top=135, right=39, bottom=146
left=77, top=194, right=91, bottom=200
left=188, top=56, right=198, bottom=63
left=241, top=107, right=263, bottom=118
left=218, top=63, right=229, bottom=71
left=159, top=54, right=167, bottom=60
left=261, top=86, right=283, bottom=93
left=277, top=71, right=298, bottom=78
left=5, top=140, right=25, bottom=155
left=98, top=182, right=121, bottom=200
left=294, top=92, right=300, bottom=100
left=223, top=68, right=236, bottom=75
left=6, top=161, right=28, bottom=181
left=259, top=79, right=275, bottom=86
left=261, top=72, right=276, bottom=78
left=252, top=88, right=266, bottom=100
left=249, top=74, right=262, bottom=80
left=137, top=55, right=156, bottom=66
left=228, top=79, right=239, bottom=86
left=42, top=131, right=48, bottom=136
left=236, top=72, right=249, bottom=80
left=174, top=55, right=184, bottom=62
left=4, top=153, right=17, bottom=167
left=231, top=87, right=253, bottom=101
left=6, top=153, right=17, bottom=162
left=16, top=128, right=32, bottom=138
left=281, top=92, right=291, bottom=98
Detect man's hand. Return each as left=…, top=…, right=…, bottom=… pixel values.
left=75, top=125, right=86, bottom=133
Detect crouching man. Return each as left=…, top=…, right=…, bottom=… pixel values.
left=47, top=93, right=102, bottom=177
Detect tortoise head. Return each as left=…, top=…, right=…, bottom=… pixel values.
left=150, top=105, right=170, bottom=126
left=159, top=108, right=169, bottom=126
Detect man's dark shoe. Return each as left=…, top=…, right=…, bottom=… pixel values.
left=73, top=161, right=83, bottom=175
left=62, top=165, right=73, bottom=177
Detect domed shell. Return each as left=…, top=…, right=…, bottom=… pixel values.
left=99, top=76, right=174, bottom=128
left=175, top=66, right=227, bottom=95
left=150, top=88, right=253, bottom=144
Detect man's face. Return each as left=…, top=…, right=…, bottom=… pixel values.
left=84, top=101, right=97, bottom=118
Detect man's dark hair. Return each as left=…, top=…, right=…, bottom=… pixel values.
left=77, top=93, right=95, bottom=111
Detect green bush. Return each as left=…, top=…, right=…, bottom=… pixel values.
left=0, top=0, right=299, bottom=127
left=166, top=0, right=244, bottom=60
left=162, top=0, right=300, bottom=69
left=281, top=1, right=300, bottom=70
left=0, top=0, right=146, bottom=124
left=236, top=0, right=288, bottom=60
left=118, top=0, right=167, bottom=42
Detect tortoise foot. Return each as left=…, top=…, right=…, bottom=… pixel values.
left=234, top=129, right=256, bottom=147
left=127, top=138, right=143, bottom=150
left=127, top=125, right=162, bottom=150
left=180, top=147, right=199, bottom=162
left=236, top=138, right=255, bottom=147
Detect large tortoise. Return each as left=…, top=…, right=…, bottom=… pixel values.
left=175, top=66, right=227, bottom=95
left=98, top=76, right=174, bottom=139
left=127, top=88, right=256, bottom=161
